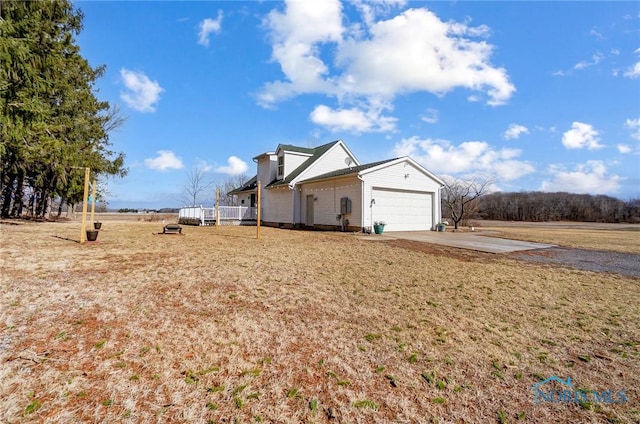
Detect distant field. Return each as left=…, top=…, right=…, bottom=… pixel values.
left=477, top=220, right=640, bottom=254
left=0, top=221, right=638, bottom=423
left=93, top=212, right=179, bottom=223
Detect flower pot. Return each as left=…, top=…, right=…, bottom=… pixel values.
left=86, top=230, right=99, bottom=242
left=93, top=222, right=102, bottom=230
left=374, top=224, right=385, bottom=234
left=436, top=224, right=446, bottom=232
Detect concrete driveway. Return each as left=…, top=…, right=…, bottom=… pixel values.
left=378, top=230, right=555, bottom=254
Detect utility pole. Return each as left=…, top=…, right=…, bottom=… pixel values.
left=80, top=167, right=90, bottom=243
left=256, top=181, right=261, bottom=240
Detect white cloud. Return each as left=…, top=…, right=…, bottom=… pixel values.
left=625, top=118, right=640, bottom=141
left=589, top=27, right=604, bottom=40
left=504, top=123, right=529, bottom=140
left=120, top=69, right=164, bottom=112
left=258, top=0, right=343, bottom=107
left=259, top=1, right=515, bottom=131
left=623, top=49, right=640, bottom=78
left=623, top=62, right=640, bottom=78
left=195, top=160, right=213, bottom=172
left=555, top=52, right=606, bottom=77
left=393, top=136, right=534, bottom=181
left=309, top=104, right=397, bottom=133
left=215, top=156, right=248, bottom=175
left=144, top=150, right=183, bottom=171
left=350, top=0, right=406, bottom=27
left=574, top=52, right=604, bottom=70
left=561, top=122, right=603, bottom=150
left=420, top=108, right=439, bottom=124
left=541, top=161, right=623, bottom=194
left=617, top=144, right=632, bottom=154
left=198, top=10, right=223, bottom=47
left=336, top=8, right=515, bottom=105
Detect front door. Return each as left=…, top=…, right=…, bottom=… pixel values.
left=306, top=195, right=314, bottom=226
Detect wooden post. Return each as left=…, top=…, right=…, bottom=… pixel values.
left=89, top=179, right=97, bottom=224
left=256, top=181, right=261, bottom=240
left=215, top=188, right=220, bottom=230
left=80, top=167, right=90, bottom=243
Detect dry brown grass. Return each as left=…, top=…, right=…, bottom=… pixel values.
left=477, top=222, right=640, bottom=254
left=0, top=221, right=638, bottom=423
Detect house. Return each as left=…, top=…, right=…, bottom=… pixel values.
left=229, top=140, right=444, bottom=232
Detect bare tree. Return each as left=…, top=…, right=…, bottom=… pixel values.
left=182, top=167, right=214, bottom=206
left=216, top=174, right=249, bottom=206
left=441, top=175, right=493, bottom=230
left=477, top=191, right=634, bottom=223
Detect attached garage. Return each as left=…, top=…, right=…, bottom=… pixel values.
left=371, top=188, right=433, bottom=231
left=360, top=158, right=443, bottom=232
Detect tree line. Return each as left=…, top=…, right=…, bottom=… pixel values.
left=474, top=191, right=640, bottom=223
left=1, top=0, right=126, bottom=218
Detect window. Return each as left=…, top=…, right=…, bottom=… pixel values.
left=277, top=155, right=284, bottom=177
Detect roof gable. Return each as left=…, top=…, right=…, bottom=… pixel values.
left=359, top=157, right=445, bottom=185
left=266, top=140, right=355, bottom=188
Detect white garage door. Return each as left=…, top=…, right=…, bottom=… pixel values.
left=372, top=188, right=432, bottom=231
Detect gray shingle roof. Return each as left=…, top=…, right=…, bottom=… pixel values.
left=277, top=144, right=316, bottom=155
left=266, top=140, right=341, bottom=188
left=299, top=158, right=398, bottom=184
left=227, top=175, right=257, bottom=195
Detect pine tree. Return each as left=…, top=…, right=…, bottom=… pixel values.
left=1, top=0, right=126, bottom=217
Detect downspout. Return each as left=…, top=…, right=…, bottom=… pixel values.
left=289, top=183, right=297, bottom=226
left=357, top=175, right=366, bottom=233
left=335, top=180, right=343, bottom=232
left=437, top=184, right=445, bottom=230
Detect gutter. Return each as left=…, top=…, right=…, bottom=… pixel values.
left=357, top=174, right=366, bottom=233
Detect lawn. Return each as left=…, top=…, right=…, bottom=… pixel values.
left=0, top=220, right=638, bottom=423
left=478, top=221, right=640, bottom=254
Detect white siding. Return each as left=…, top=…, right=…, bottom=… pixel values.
left=362, top=160, right=442, bottom=231
left=263, top=186, right=294, bottom=223
left=294, top=142, right=358, bottom=182
left=236, top=193, right=252, bottom=206
left=299, top=176, right=362, bottom=228
left=257, top=154, right=277, bottom=216
left=283, top=151, right=312, bottom=178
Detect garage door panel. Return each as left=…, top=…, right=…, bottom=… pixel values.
left=372, top=188, right=432, bottom=231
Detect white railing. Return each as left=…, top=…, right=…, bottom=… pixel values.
left=179, top=206, right=203, bottom=222
left=218, top=206, right=257, bottom=220
left=178, top=205, right=257, bottom=225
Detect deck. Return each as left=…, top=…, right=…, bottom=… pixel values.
left=178, top=206, right=258, bottom=226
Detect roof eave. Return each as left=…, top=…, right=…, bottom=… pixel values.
left=358, top=156, right=445, bottom=185
left=298, top=171, right=360, bottom=185
left=252, top=151, right=276, bottom=161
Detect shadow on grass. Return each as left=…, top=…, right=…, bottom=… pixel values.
left=52, top=235, right=80, bottom=243
left=214, top=231, right=260, bottom=240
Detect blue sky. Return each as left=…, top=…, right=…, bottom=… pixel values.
left=75, top=1, right=640, bottom=209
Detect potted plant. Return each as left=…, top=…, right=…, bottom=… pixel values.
left=373, top=220, right=386, bottom=234
left=86, top=229, right=99, bottom=242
